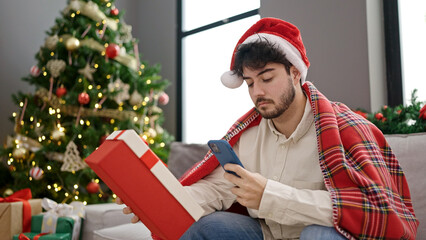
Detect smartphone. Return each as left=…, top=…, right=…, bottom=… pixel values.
left=207, top=139, right=244, bottom=177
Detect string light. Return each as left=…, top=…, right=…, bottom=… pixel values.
left=106, top=3, right=111, bottom=7
left=80, top=119, right=84, bottom=125
left=30, top=116, right=34, bottom=122
left=94, top=64, right=99, bottom=68
left=75, top=196, right=79, bottom=200
left=160, top=142, right=165, bottom=148
left=142, top=101, right=147, bottom=106
left=88, top=85, right=93, bottom=90
left=57, top=114, right=61, bottom=119
left=133, top=117, right=138, bottom=122
left=106, top=74, right=111, bottom=79
left=146, top=79, right=152, bottom=84
left=47, top=185, right=52, bottom=189
left=78, top=134, right=82, bottom=139
left=71, top=12, right=76, bottom=18
left=65, top=192, right=69, bottom=197
left=12, top=112, right=17, bottom=117
left=19, top=102, right=24, bottom=107
left=74, top=184, right=78, bottom=189
left=86, top=120, right=91, bottom=126
left=50, top=52, right=55, bottom=56
left=132, top=106, right=138, bottom=110
left=76, top=10, right=80, bottom=14
left=47, top=165, right=51, bottom=170
left=43, top=72, right=47, bottom=76
left=110, top=119, right=115, bottom=124
left=98, top=92, right=103, bottom=98
left=78, top=78, right=83, bottom=83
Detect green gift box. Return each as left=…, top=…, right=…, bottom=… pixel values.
left=13, top=214, right=83, bottom=240
left=13, top=232, right=71, bottom=240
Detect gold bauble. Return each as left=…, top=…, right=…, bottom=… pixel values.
left=12, top=147, right=29, bottom=159
left=65, top=37, right=80, bottom=51
left=3, top=188, right=14, bottom=197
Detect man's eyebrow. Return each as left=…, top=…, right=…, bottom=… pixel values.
left=242, top=68, right=275, bottom=80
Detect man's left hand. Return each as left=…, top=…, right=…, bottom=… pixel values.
left=223, top=164, right=267, bottom=210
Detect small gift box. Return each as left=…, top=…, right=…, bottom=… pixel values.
left=0, top=189, right=42, bottom=240
left=13, top=198, right=85, bottom=240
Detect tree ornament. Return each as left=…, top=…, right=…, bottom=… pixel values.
left=56, top=85, right=67, bottom=98
left=61, top=141, right=87, bottom=172
left=158, top=92, right=169, bottom=105
left=107, top=78, right=130, bottom=104
left=45, top=35, right=59, bottom=50
left=78, top=92, right=90, bottom=105
left=29, top=166, right=44, bottom=180
left=52, top=129, right=65, bottom=140
left=3, top=188, right=13, bottom=197
left=110, top=7, right=119, bottom=16
left=86, top=181, right=100, bottom=194
left=46, top=59, right=66, bottom=78
left=78, top=63, right=96, bottom=81
left=106, top=43, right=120, bottom=59
left=12, top=147, right=29, bottom=159
left=129, top=90, right=143, bottom=105
left=30, top=65, right=41, bottom=77
left=65, top=37, right=80, bottom=51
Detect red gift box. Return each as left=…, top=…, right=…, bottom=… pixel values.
left=85, top=130, right=204, bottom=240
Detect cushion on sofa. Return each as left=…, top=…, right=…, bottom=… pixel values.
left=83, top=203, right=133, bottom=240
left=385, top=132, right=426, bottom=237
left=167, top=142, right=210, bottom=178
left=93, top=222, right=152, bottom=240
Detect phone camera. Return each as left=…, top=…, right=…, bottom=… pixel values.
left=209, top=143, right=221, bottom=153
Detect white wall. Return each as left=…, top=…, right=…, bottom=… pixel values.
left=0, top=0, right=385, bottom=142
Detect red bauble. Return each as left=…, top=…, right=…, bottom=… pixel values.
left=99, top=135, right=108, bottom=145
left=56, top=86, right=67, bottom=98
left=158, top=92, right=169, bottom=105
left=86, top=181, right=100, bottom=194
left=106, top=44, right=120, bottom=59
left=110, top=8, right=119, bottom=16
left=78, top=92, right=90, bottom=105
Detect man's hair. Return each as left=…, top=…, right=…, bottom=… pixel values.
left=232, top=37, right=293, bottom=77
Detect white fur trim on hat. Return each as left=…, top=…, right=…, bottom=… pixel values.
left=221, top=32, right=308, bottom=88
left=220, top=71, right=243, bottom=89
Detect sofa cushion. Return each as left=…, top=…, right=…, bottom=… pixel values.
left=385, top=132, right=426, bottom=237
left=83, top=203, right=133, bottom=240
left=93, top=222, right=152, bottom=240
left=167, top=142, right=210, bottom=178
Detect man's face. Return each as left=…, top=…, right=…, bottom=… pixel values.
left=243, top=63, right=296, bottom=119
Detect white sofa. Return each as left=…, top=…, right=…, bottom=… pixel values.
left=82, top=133, right=426, bottom=239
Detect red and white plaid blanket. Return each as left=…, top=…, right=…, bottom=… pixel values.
left=179, top=81, right=418, bottom=239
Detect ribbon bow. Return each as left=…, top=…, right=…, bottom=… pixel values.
left=41, top=198, right=85, bottom=240
left=0, top=188, right=32, bottom=232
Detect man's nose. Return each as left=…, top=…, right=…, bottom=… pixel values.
left=252, top=82, right=265, bottom=96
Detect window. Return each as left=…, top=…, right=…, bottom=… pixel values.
left=178, top=1, right=260, bottom=143
left=398, top=0, right=426, bottom=103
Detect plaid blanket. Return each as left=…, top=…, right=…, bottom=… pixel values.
left=179, top=82, right=418, bottom=239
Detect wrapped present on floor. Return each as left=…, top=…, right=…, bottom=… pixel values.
left=13, top=198, right=85, bottom=240
left=0, top=188, right=42, bottom=240
left=85, top=129, right=204, bottom=240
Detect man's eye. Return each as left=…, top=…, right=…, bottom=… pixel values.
left=263, top=78, right=272, bottom=82
left=246, top=82, right=254, bottom=87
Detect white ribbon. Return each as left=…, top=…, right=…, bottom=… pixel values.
left=41, top=198, right=85, bottom=240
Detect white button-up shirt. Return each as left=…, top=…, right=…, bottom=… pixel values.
left=186, top=100, right=333, bottom=239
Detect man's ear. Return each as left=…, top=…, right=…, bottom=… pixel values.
left=290, top=66, right=301, bottom=85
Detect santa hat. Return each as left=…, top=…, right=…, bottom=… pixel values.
left=221, top=18, right=310, bottom=88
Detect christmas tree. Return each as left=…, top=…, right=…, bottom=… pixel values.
left=0, top=0, right=173, bottom=204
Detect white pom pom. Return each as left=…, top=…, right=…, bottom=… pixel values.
left=220, top=71, right=243, bottom=89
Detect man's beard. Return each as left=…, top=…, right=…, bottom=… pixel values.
left=256, top=79, right=296, bottom=119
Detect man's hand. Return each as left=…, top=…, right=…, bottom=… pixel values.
left=116, top=197, right=140, bottom=223
left=223, top=164, right=267, bottom=210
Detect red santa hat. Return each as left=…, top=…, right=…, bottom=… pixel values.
left=221, top=18, right=310, bottom=88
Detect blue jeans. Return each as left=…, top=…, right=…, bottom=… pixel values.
left=300, top=224, right=347, bottom=240
left=180, top=211, right=263, bottom=240
left=180, top=211, right=346, bottom=240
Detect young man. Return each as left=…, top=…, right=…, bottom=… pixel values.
left=120, top=18, right=418, bottom=239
